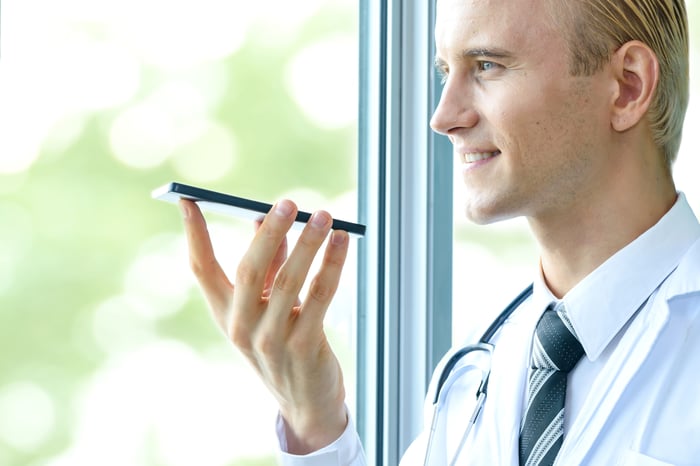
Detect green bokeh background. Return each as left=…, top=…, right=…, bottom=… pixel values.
left=0, top=3, right=357, bottom=465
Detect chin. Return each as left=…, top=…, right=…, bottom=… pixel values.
left=464, top=211, right=507, bottom=226
left=463, top=199, right=521, bottom=225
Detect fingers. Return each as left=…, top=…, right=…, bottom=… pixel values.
left=180, top=199, right=233, bottom=319
left=183, top=196, right=349, bottom=356
left=297, top=229, right=349, bottom=331
left=232, top=201, right=297, bottom=338
left=265, top=211, right=334, bottom=319
left=263, top=233, right=289, bottom=299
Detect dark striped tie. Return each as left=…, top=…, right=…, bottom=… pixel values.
left=519, top=303, right=584, bottom=466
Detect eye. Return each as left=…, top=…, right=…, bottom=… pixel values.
left=477, top=61, right=498, bottom=72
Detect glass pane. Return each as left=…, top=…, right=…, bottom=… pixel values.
left=451, top=185, right=538, bottom=344
left=0, top=1, right=358, bottom=465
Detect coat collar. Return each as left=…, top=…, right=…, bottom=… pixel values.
left=537, top=193, right=700, bottom=362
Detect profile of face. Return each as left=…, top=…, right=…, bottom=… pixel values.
left=430, top=0, right=614, bottom=225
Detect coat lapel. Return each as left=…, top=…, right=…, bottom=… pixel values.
left=557, top=297, right=670, bottom=463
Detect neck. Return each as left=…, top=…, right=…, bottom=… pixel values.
left=529, top=148, right=676, bottom=299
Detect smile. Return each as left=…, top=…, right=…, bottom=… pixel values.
left=464, top=151, right=501, bottom=163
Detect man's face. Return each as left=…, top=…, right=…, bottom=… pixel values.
left=431, top=0, right=613, bottom=224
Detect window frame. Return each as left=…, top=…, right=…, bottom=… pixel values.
left=356, top=1, right=453, bottom=463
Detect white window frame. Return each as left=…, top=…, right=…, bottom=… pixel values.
left=356, top=1, right=453, bottom=463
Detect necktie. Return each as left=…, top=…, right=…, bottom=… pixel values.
left=519, top=303, right=584, bottom=466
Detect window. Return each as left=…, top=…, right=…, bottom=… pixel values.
left=356, top=1, right=452, bottom=463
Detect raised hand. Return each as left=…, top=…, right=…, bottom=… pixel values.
left=180, top=198, right=350, bottom=454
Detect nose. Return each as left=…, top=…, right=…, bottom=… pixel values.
left=430, top=76, right=479, bottom=136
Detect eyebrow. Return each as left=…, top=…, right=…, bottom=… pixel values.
left=434, top=47, right=514, bottom=68
left=462, top=47, right=513, bottom=59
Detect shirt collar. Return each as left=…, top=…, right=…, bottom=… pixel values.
left=534, top=193, right=700, bottom=362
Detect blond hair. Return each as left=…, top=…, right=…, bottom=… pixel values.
left=548, top=0, right=689, bottom=166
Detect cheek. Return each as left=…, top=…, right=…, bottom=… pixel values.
left=484, top=76, right=598, bottom=158
left=520, top=91, right=589, bottom=153
left=494, top=102, right=558, bottom=157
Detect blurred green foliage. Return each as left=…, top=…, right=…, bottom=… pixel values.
left=0, top=3, right=356, bottom=466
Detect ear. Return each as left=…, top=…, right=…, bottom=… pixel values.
left=610, top=40, right=659, bottom=132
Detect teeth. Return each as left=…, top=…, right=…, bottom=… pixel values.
left=464, top=151, right=498, bottom=163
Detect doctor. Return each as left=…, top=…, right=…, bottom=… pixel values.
left=179, top=0, right=700, bottom=464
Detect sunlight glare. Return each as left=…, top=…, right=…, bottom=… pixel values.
left=109, top=82, right=210, bottom=169
left=109, top=0, right=249, bottom=70
left=0, top=381, right=56, bottom=451
left=675, top=45, right=700, bottom=210
left=285, top=35, right=358, bottom=129
left=248, top=0, right=324, bottom=43
left=45, top=341, right=278, bottom=466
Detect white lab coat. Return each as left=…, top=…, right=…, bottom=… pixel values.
left=403, top=237, right=700, bottom=466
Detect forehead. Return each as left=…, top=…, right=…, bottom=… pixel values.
left=434, top=0, right=562, bottom=57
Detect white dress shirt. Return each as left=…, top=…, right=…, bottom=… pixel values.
left=278, top=193, right=700, bottom=465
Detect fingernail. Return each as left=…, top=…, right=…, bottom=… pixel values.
left=331, top=230, right=347, bottom=245
left=274, top=200, right=294, bottom=218
left=310, top=212, right=329, bottom=229
left=179, top=200, right=190, bottom=219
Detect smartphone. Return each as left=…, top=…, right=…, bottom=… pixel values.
left=152, top=182, right=366, bottom=238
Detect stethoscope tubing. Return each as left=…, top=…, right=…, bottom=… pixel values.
left=432, top=283, right=534, bottom=404
left=424, top=283, right=534, bottom=465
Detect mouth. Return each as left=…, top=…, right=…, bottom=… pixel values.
left=463, top=150, right=501, bottom=163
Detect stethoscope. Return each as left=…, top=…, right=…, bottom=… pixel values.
left=423, top=283, right=534, bottom=466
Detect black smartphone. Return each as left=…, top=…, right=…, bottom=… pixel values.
left=152, top=182, right=366, bottom=238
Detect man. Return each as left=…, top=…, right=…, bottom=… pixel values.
left=179, top=0, right=700, bottom=464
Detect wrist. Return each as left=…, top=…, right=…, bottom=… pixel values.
left=282, top=403, right=348, bottom=455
